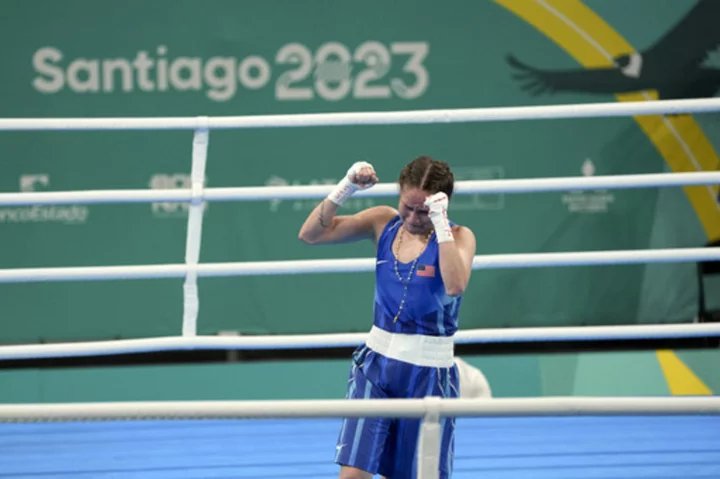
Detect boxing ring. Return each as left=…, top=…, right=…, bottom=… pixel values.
left=1, top=97, right=720, bottom=478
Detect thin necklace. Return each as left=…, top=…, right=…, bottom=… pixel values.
left=392, top=227, right=432, bottom=323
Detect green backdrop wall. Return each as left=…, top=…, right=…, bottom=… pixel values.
left=1, top=349, right=717, bottom=403
left=0, top=0, right=718, bottom=344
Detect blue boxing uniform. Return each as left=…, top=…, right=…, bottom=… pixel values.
left=335, top=216, right=461, bottom=479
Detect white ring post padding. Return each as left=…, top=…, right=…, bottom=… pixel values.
left=0, top=397, right=718, bottom=422
left=0, top=171, right=718, bottom=206
left=182, top=118, right=209, bottom=337
left=0, top=247, right=716, bottom=284
left=1, top=323, right=719, bottom=361
left=0, top=97, right=719, bottom=131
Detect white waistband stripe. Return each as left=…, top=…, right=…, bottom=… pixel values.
left=365, top=326, right=454, bottom=368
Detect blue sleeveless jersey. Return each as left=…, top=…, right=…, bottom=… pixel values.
left=373, top=216, right=462, bottom=337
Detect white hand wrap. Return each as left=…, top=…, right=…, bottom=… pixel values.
left=327, top=161, right=373, bottom=207
left=425, top=192, right=454, bottom=243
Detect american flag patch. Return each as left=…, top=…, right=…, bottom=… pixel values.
left=417, top=264, right=435, bottom=277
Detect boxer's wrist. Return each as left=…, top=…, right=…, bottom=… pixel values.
left=327, top=177, right=358, bottom=207
left=425, top=192, right=454, bottom=243
left=430, top=211, right=454, bottom=243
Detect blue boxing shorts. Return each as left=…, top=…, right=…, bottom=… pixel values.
left=334, top=344, right=459, bottom=479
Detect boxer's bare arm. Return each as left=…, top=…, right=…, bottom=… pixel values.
left=298, top=162, right=395, bottom=245
left=299, top=202, right=396, bottom=245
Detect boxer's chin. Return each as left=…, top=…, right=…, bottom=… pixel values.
left=404, top=222, right=427, bottom=235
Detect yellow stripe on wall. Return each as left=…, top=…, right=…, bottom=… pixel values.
left=656, top=350, right=713, bottom=395
left=495, top=0, right=720, bottom=239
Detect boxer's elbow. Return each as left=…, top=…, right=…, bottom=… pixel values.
left=298, top=229, right=321, bottom=245
left=446, top=287, right=463, bottom=297
left=445, top=279, right=467, bottom=297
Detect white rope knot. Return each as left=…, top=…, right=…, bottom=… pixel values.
left=422, top=396, right=443, bottom=424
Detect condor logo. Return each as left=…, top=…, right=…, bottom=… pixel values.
left=505, top=0, right=720, bottom=100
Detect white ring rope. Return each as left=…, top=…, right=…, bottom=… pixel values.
left=2, top=322, right=720, bottom=361
left=0, top=97, right=718, bottom=131
left=4, top=394, right=718, bottom=479
left=0, top=96, right=719, bottom=360
left=0, top=170, right=718, bottom=207
left=0, top=397, right=718, bottom=422
left=0, top=247, right=717, bottom=283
